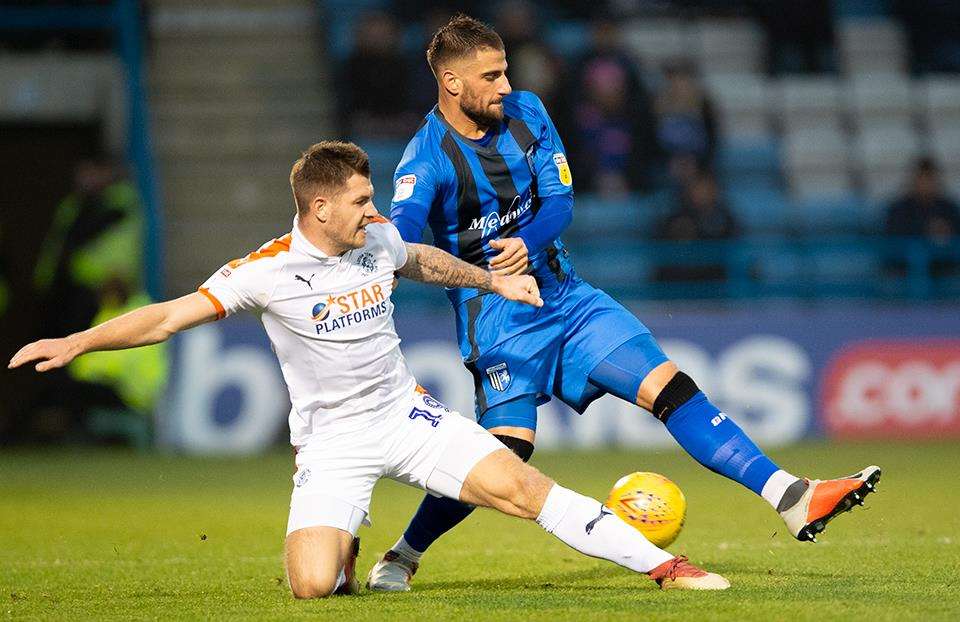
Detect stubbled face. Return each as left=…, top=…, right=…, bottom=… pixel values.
left=320, top=173, right=378, bottom=251
left=456, top=47, right=512, bottom=128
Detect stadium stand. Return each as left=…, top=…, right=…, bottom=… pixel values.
left=149, top=0, right=332, bottom=294
left=314, top=3, right=960, bottom=302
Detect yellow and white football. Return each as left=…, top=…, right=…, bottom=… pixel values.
left=605, top=471, right=686, bottom=548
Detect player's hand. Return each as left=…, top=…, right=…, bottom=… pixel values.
left=7, top=337, right=80, bottom=372
left=488, top=238, right=529, bottom=276
left=491, top=274, right=543, bottom=308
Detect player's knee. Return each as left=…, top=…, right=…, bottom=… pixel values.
left=651, top=371, right=701, bottom=423
left=494, top=434, right=534, bottom=462
left=288, top=570, right=338, bottom=599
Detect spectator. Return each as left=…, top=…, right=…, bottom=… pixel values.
left=894, top=0, right=960, bottom=74
left=25, top=157, right=162, bottom=444
left=750, top=0, right=835, bottom=74
left=654, top=169, right=740, bottom=283
left=884, top=158, right=960, bottom=276
left=494, top=0, right=563, bottom=112
left=655, top=59, right=719, bottom=183
left=339, top=11, right=420, bottom=139
left=33, top=158, right=143, bottom=337
left=561, top=17, right=659, bottom=195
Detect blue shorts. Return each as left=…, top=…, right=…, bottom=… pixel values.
left=454, top=269, right=668, bottom=429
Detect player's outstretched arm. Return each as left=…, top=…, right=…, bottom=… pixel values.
left=398, top=242, right=543, bottom=308
left=8, top=292, right=220, bottom=372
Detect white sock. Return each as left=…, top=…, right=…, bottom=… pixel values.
left=390, top=535, right=423, bottom=563
left=761, top=469, right=803, bottom=511
left=536, top=484, right=674, bottom=573
left=333, top=568, right=346, bottom=592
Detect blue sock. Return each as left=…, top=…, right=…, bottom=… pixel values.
left=401, top=494, right=475, bottom=553
left=665, top=392, right=780, bottom=496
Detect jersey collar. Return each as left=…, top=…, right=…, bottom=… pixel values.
left=291, top=216, right=341, bottom=264
left=432, top=106, right=505, bottom=154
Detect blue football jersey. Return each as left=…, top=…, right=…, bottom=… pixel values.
left=390, top=91, right=575, bottom=305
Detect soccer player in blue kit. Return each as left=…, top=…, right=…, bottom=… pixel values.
left=367, top=15, right=881, bottom=591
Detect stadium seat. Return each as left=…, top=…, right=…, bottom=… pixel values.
left=787, top=194, right=875, bottom=234
left=716, top=138, right=782, bottom=189
left=928, top=126, right=960, bottom=170
left=920, top=77, right=960, bottom=123
left=789, top=171, right=856, bottom=201
left=692, top=19, right=765, bottom=76
left=862, top=167, right=911, bottom=201
left=855, top=123, right=920, bottom=172
left=705, top=73, right=772, bottom=139
left=621, top=19, right=689, bottom=68
left=838, top=18, right=907, bottom=73
left=776, top=76, right=843, bottom=130
left=848, top=73, right=915, bottom=124
left=782, top=125, right=855, bottom=200
left=726, top=185, right=788, bottom=233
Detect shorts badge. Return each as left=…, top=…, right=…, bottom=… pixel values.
left=486, top=362, right=511, bottom=392
left=294, top=468, right=311, bottom=488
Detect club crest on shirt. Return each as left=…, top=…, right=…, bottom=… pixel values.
left=356, top=251, right=377, bottom=275
left=486, top=362, right=511, bottom=392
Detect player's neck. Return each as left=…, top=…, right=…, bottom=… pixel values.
left=296, top=217, right=347, bottom=257
left=437, top=99, right=491, bottom=139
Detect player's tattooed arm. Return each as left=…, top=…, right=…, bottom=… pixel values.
left=398, top=242, right=492, bottom=290
left=398, top=243, right=543, bottom=307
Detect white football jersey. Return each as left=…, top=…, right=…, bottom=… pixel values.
left=199, top=216, right=416, bottom=447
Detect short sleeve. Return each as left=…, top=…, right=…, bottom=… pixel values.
left=198, top=259, right=276, bottom=319
left=372, top=220, right=409, bottom=269
left=525, top=93, right=574, bottom=198
left=390, top=142, right=442, bottom=243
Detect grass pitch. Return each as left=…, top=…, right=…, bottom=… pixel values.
left=2, top=442, right=959, bottom=621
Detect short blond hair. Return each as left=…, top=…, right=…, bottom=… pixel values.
left=290, top=141, right=370, bottom=214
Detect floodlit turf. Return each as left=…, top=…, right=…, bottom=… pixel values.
left=2, top=442, right=959, bottom=620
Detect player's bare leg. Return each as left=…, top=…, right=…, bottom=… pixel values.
left=368, top=417, right=537, bottom=592
left=628, top=359, right=880, bottom=542
left=285, top=526, right=359, bottom=598
left=458, top=448, right=729, bottom=590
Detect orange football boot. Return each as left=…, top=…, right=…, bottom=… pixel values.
left=647, top=555, right=730, bottom=590
left=779, top=466, right=881, bottom=542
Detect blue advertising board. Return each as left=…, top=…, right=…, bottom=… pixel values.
left=158, top=302, right=960, bottom=453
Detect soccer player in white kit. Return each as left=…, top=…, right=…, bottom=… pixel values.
left=9, top=141, right=728, bottom=597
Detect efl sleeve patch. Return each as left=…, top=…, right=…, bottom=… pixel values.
left=553, top=153, right=572, bottom=186
left=393, top=174, right=417, bottom=202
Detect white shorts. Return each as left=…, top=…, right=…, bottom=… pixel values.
left=286, top=390, right=505, bottom=536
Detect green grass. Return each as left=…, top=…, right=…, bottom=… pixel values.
left=2, top=442, right=959, bottom=620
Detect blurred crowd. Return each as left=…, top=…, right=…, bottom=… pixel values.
left=331, top=1, right=960, bottom=281
left=0, top=158, right=162, bottom=446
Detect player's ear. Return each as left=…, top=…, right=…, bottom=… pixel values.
left=312, top=195, right=328, bottom=223
left=441, top=69, right=461, bottom=97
